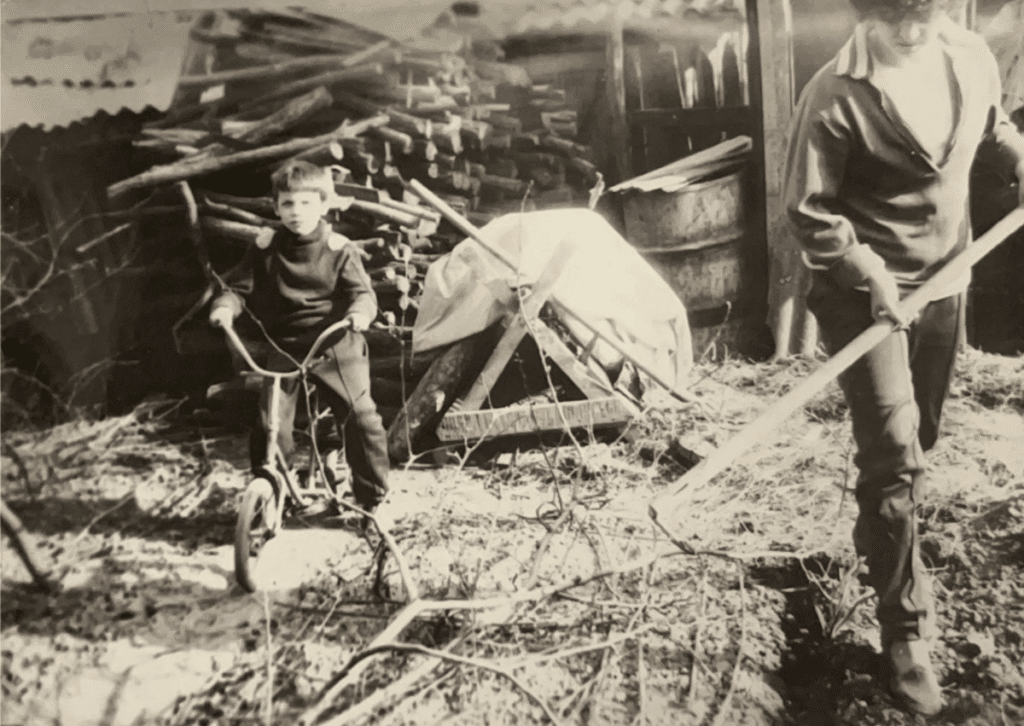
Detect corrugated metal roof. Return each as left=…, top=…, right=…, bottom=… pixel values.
left=510, top=0, right=745, bottom=37
left=2, top=12, right=196, bottom=131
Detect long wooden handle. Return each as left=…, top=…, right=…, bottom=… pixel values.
left=406, top=179, right=699, bottom=405
left=649, top=205, right=1024, bottom=525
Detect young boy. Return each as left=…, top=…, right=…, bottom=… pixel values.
left=783, top=0, right=1024, bottom=715
left=209, top=161, right=389, bottom=517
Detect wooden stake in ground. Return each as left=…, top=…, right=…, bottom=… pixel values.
left=649, top=206, right=1024, bottom=532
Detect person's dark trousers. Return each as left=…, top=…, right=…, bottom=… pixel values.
left=808, top=273, right=965, bottom=646
left=249, top=331, right=389, bottom=511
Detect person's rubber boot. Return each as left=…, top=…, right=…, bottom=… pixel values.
left=889, top=639, right=942, bottom=716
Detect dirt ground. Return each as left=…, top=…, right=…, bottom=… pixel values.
left=2, top=347, right=1022, bottom=726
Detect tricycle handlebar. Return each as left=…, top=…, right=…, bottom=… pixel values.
left=219, top=319, right=354, bottom=379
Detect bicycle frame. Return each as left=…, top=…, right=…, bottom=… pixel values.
left=220, top=319, right=353, bottom=518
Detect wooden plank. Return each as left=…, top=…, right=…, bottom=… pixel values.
left=532, top=325, right=616, bottom=400
left=755, top=0, right=817, bottom=358
left=437, top=397, right=634, bottom=443
left=459, top=242, right=575, bottom=411
left=605, top=16, right=632, bottom=184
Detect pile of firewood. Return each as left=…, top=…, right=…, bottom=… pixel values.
left=107, top=9, right=602, bottom=429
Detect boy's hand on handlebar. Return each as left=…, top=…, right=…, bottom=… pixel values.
left=342, top=313, right=371, bottom=332
left=209, top=307, right=236, bottom=329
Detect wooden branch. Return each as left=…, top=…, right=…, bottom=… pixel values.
left=200, top=191, right=276, bottom=217
left=177, top=51, right=372, bottom=88
left=219, top=86, right=333, bottom=150
left=348, top=199, right=420, bottom=228
left=232, top=63, right=384, bottom=115
left=290, top=140, right=345, bottom=166
left=108, top=122, right=373, bottom=198
left=369, top=126, right=414, bottom=155
left=203, top=197, right=283, bottom=229
left=300, top=547, right=676, bottom=726
left=431, top=127, right=463, bottom=155
left=200, top=216, right=265, bottom=245
left=333, top=183, right=384, bottom=203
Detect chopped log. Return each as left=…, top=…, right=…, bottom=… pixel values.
left=373, top=278, right=422, bottom=297
left=434, top=154, right=469, bottom=174
left=459, top=119, right=491, bottom=152
left=397, top=160, right=439, bottom=182
left=386, top=109, right=432, bottom=139
left=511, top=132, right=542, bottom=151
left=512, top=152, right=564, bottom=171
left=231, top=63, right=385, bottom=116
left=484, top=133, right=512, bottom=151
left=431, top=126, right=462, bottom=155
left=108, top=122, right=378, bottom=198
left=411, top=138, right=438, bottom=161
left=467, top=162, right=487, bottom=180
left=201, top=191, right=276, bottom=217
left=413, top=97, right=461, bottom=115
left=349, top=199, right=421, bottom=228
left=530, top=98, right=571, bottom=112
left=226, top=86, right=333, bottom=148
left=386, top=331, right=494, bottom=462
left=201, top=216, right=266, bottom=245
left=203, top=197, right=284, bottom=229
left=436, top=172, right=481, bottom=196
left=538, top=134, right=592, bottom=159
left=370, top=266, right=398, bottom=282
left=437, top=194, right=471, bottom=218
left=485, top=157, right=519, bottom=179
left=377, top=198, right=441, bottom=222
left=369, top=126, right=414, bottom=155
left=486, top=112, right=523, bottom=133
left=480, top=174, right=530, bottom=198
left=473, top=60, right=532, bottom=87
left=290, top=140, right=345, bottom=166
left=334, top=150, right=380, bottom=176
left=330, top=165, right=354, bottom=185
left=334, top=183, right=384, bottom=203
left=176, top=53, right=367, bottom=88
left=338, top=113, right=392, bottom=137
left=567, top=156, right=600, bottom=186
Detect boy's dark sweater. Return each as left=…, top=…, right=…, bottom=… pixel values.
left=214, top=220, right=377, bottom=354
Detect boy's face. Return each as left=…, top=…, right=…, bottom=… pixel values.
left=274, top=190, right=330, bottom=237
left=867, top=7, right=943, bottom=60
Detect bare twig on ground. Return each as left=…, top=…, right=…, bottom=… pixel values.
left=0, top=499, right=56, bottom=591
left=331, top=643, right=566, bottom=726
left=263, top=591, right=275, bottom=726
left=687, top=564, right=709, bottom=703
left=301, top=548, right=678, bottom=725
left=709, top=563, right=747, bottom=726
left=74, top=491, right=135, bottom=542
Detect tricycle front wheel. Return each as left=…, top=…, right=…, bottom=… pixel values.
left=234, top=477, right=277, bottom=592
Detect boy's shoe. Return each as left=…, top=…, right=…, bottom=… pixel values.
left=888, top=640, right=942, bottom=716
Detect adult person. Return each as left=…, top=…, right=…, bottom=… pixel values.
left=783, top=0, right=1024, bottom=715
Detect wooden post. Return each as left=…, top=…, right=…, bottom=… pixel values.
left=756, top=0, right=818, bottom=359
left=605, top=15, right=632, bottom=184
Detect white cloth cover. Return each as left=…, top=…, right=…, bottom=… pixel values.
left=412, top=208, right=693, bottom=390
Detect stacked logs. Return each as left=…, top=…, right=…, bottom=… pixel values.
left=108, top=9, right=602, bottom=430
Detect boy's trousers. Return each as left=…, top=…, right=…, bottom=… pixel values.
left=809, top=274, right=965, bottom=645
left=249, top=330, right=389, bottom=510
